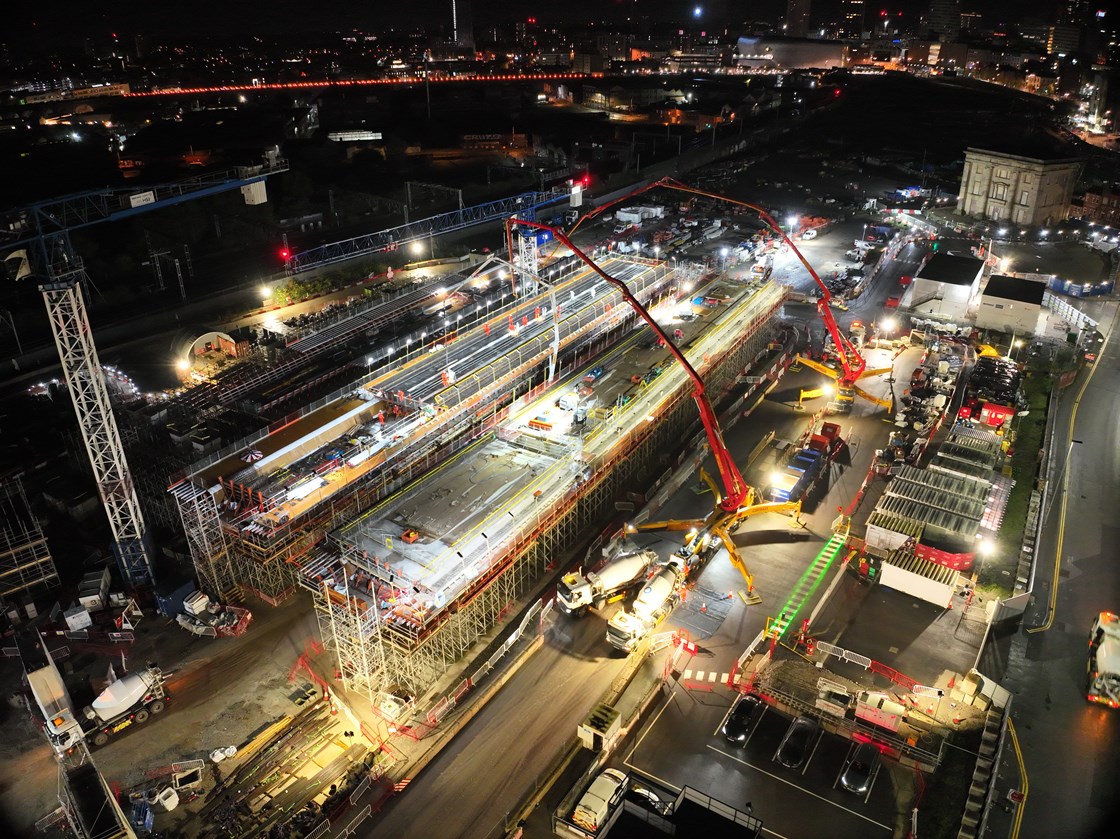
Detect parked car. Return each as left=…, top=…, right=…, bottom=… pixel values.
left=839, top=741, right=882, bottom=795
left=626, top=783, right=672, bottom=815
left=776, top=715, right=820, bottom=769
left=584, top=365, right=606, bottom=384
left=722, top=694, right=764, bottom=744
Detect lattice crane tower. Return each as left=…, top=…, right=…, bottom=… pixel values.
left=7, top=159, right=288, bottom=587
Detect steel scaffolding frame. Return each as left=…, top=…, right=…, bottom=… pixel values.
left=178, top=267, right=667, bottom=607
left=170, top=481, right=238, bottom=601
left=0, top=478, right=60, bottom=600
left=305, top=292, right=783, bottom=703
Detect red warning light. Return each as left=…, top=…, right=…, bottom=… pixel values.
left=279, top=248, right=290, bottom=261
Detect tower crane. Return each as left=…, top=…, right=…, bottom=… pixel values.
left=2, top=158, right=288, bottom=586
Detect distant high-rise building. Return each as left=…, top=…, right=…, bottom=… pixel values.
left=1056, top=0, right=1090, bottom=27
left=786, top=0, right=812, bottom=37
left=928, top=0, right=962, bottom=41
left=451, top=0, right=475, bottom=51
left=960, top=12, right=982, bottom=32
left=838, top=0, right=865, bottom=39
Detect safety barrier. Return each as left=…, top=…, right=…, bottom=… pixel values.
left=422, top=598, right=549, bottom=729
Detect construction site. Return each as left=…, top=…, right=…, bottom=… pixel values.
left=0, top=152, right=1049, bottom=839
left=172, top=222, right=786, bottom=717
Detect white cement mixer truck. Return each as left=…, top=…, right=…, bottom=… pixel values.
left=606, top=559, right=685, bottom=652
left=19, top=631, right=170, bottom=753
left=557, top=549, right=659, bottom=617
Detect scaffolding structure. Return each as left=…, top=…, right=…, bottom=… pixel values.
left=170, top=481, right=238, bottom=602
left=0, top=478, right=60, bottom=601
left=302, top=287, right=784, bottom=704
left=173, top=259, right=672, bottom=605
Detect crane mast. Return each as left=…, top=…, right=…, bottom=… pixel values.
left=8, top=159, right=288, bottom=588
left=41, top=243, right=154, bottom=586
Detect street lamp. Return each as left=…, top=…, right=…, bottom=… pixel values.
left=410, top=241, right=424, bottom=256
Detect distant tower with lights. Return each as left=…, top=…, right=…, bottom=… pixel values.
left=838, top=0, right=866, bottom=39
left=786, top=0, right=812, bottom=37
left=451, top=0, right=476, bottom=52
left=927, top=0, right=962, bottom=41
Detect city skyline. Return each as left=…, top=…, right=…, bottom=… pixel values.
left=4, top=0, right=1096, bottom=41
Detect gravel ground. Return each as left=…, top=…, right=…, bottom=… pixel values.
left=0, top=593, right=322, bottom=835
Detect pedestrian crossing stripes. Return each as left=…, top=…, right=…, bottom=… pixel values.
left=682, top=670, right=731, bottom=684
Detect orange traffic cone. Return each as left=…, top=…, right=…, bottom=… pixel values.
left=926, top=702, right=935, bottom=715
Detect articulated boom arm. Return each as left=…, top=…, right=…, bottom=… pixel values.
left=508, top=217, right=750, bottom=512
left=569, top=177, right=867, bottom=386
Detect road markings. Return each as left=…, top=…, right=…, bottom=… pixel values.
left=706, top=744, right=892, bottom=832
left=1028, top=302, right=1115, bottom=633
left=681, top=669, right=731, bottom=683
left=1008, top=718, right=1029, bottom=839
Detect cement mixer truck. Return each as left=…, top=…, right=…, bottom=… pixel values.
left=606, top=558, right=685, bottom=652
left=557, top=548, right=659, bottom=617
left=17, top=632, right=169, bottom=753
left=1088, top=611, right=1120, bottom=708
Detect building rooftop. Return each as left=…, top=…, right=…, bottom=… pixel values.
left=982, top=274, right=1046, bottom=305
left=916, top=253, right=984, bottom=286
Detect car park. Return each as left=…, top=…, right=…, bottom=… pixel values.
left=839, top=741, right=882, bottom=795
left=775, top=715, right=820, bottom=769
left=722, top=693, right=764, bottom=744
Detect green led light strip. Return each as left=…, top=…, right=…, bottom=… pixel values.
left=771, top=532, right=847, bottom=640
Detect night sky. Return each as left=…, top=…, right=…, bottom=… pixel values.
left=7, top=0, right=1068, bottom=41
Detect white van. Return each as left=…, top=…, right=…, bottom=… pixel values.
left=572, top=768, right=628, bottom=832
left=801, top=228, right=818, bottom=240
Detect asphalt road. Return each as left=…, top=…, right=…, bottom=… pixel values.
left=981, top=295, right=1120, bottom=839
left=364, top=611, right=628, bottom=839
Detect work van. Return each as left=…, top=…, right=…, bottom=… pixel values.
left=572, top=768, right=628, bottom=832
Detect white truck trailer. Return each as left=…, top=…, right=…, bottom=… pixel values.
left=557, top=549, right=659, bottom=616
left=1088, top=611, right=1120, bottom=708
left=605, top=560, right=684, bottom=652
